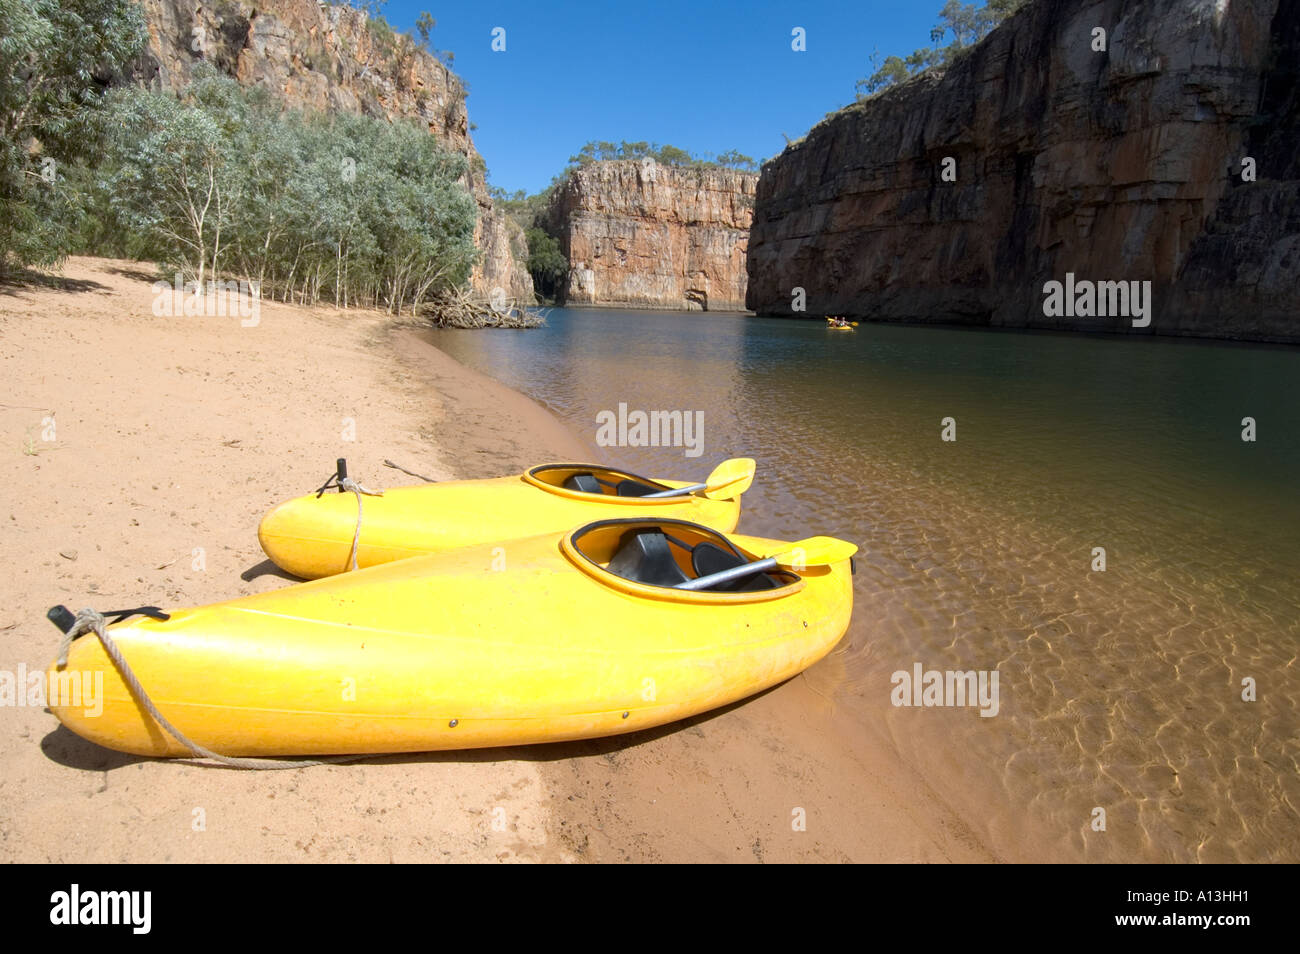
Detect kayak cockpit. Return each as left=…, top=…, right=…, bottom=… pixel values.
left=523, top=464, right=670, bottom=499
left=608, top=529, right=784, bottom=592
left=563, top=519, right=800, bottom=601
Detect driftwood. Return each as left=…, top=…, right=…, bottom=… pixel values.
left=419, top=284, right=548, bottom=329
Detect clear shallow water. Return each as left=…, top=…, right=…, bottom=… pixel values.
left=426, top=309, right=1300, bottom=862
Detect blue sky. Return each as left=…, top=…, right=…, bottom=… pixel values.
left=380, top=1, right=941, bottom=195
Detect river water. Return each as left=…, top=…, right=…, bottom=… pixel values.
left=425, top=308, right=1300, bottom=863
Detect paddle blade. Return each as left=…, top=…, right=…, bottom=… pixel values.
left=768, top=536, right=857, bottom=569
left=701, top=457, right=755, bottom=500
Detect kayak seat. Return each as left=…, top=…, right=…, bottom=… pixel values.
left=563, top=473, right=603, bottom=494
left=607, top=530, right=690, bottom=587
left=615, top=479, right=661, bottom=497
left=692, top=541, right=745, bottom=577
left=692, top=542, right=781, bottom=593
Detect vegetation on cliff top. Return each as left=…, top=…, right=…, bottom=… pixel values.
left=357, top=3, right=460, bottom=73
left=856, top=0, right=1026, bottom=97
left=567, top=141, right=759, bottom=172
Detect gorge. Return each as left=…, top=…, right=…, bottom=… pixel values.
left=746, top=0, right=1300, bottom=342
left=127, top=0, right=1300, bottom=338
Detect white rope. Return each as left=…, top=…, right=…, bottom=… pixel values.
left=339, top=476, right=383, bottom=572
left=58, top=609, right=360, bottom=770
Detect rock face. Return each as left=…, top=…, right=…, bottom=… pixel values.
left=135, top=0, right=533, bottom=302
left=546, top=161, right=758, bottom=311
left=747, top=0, right=1300, bottom=342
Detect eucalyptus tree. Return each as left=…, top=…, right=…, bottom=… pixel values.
left=99, top=82, right=232, bottom=288
left=856, top=0, right=1027, bottom=97
left=0, top=0, right=145, bottom=274
left=93, top=64, right=479, bottom=312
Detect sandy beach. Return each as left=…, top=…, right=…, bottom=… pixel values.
left=0, top=257, right=995, bottom=863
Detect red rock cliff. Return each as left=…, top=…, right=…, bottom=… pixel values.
left=747, top=0, right=1300, bottom=342
left=547, top=161, right=758, bottom=311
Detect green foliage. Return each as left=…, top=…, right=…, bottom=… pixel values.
left=414, top=12, right=436, bottom=52
left=656, top=144, right=692, bottom=166
left=368, top=14, right=395, bottom=47
left=523, top=226, right=566, bottom=299
left=715, top=149, right=758, bottom=170
left=373, top=6, right=454, bottom=68
left=855, top=0, right=1025, bottom=97
left=863, top=54, right=911, bottom=95
left=0, top=0, right=146, bottom=275
left=487, top=184, right=568, bottom=300
left=523, top=227, right=564, bottom=278
left=567, top=140, right=759, bottom=172
left=91, top=66, right=478, bottom=313
left=488, top=183, right=557, bottom=231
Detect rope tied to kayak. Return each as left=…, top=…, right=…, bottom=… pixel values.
left=313, top=459, right=384, bottom=572
left=56, top=607, right=359, bottom=770
left=339, top=476, right=383, bottom=572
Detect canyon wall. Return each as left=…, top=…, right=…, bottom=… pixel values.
left=135, top=0, right=533, bottom=302
left=747, top=0, right=1300, bottom=342
left=547, top=161, right=758, bottom=311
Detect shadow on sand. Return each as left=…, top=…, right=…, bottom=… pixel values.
left=39, top=684, right=784, bottom=773
left=240, top=558, right=302, bottom=584
left=0, top=269, right=111, bottom=297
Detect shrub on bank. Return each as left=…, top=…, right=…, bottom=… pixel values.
left=89, top=66, right=478, bottom=314
left=0, top=0, right=146, bottom=276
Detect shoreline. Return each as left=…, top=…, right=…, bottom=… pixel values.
left=0, top=257, right=997, bottom=862
left=399, top=320, right=1001, bottom=863
left=556, top=302, right=755, bottom=316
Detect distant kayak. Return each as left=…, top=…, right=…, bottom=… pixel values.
left=258, top=459, right=753, bottom=579
left=49, top=518, right=856, bottom=757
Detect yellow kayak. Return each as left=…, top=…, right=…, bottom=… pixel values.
left=258, top=459, right=752, bottom=579
left=48, top=518, right=856, bottom=758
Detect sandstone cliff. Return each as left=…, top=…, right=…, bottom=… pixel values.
left=135, top=0, right=533, bottom=302
left=546, top=161, right=758, bottom=311
left=747, top=0, right=1300, bottom=342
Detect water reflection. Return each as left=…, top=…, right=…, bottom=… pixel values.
left=425, top=309, right=1300, bottom=862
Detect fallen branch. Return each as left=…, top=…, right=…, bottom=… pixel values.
left=418, top=285, right=548, bottom=329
